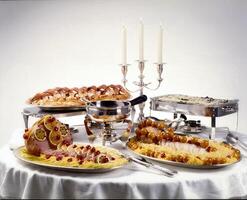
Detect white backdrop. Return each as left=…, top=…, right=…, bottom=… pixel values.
left=0, top=0, right=246, bottom=147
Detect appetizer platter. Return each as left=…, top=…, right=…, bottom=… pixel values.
left=14, top=145, right=128, bottom=173
left=27, top=84, right=131, bottom=111
left=127, top=118, right=241, bottom=169
left=17, top=115, right=128, bottom=172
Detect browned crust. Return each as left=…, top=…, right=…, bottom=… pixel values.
left=27, top=85, right=131, bottom=106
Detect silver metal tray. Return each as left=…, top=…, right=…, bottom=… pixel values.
left=14, top=146, right=128, bottom=173
left=26, top=100, right=86, bottom=111
left=37, top=105, right=86, bottom=112
left=150, top=94, right=239, bottom=117
left=127, top=143, right=241, bottom=169
left=23, top=106, right=86, bottom=118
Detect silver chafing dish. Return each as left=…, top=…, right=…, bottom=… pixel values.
left=84, top=95, right=147, bottom=145
left=150, top=94, right=239, bottom=139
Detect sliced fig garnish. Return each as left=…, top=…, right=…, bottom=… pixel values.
left=34, top=128, right=46, bottom=141
left=60, top=124, right=69, bottom=137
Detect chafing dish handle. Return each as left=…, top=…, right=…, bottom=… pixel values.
left=130, top=95, right=147, bottom=106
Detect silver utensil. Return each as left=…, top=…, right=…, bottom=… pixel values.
left=226, top=134, right=247, bottom=150
left=227, top=133, right=247, bottom=147
left=137, top=156, right=178, bottom=174
left=123, top=154, right=177, bottom=177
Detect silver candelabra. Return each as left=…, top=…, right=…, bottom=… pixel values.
left=121, top=60, right=165, bottom=122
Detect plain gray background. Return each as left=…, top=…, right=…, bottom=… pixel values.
left=0, top=0, right=246, bottom=147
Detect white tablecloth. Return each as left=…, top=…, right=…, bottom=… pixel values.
left=1, top=126, right=247, bottom=199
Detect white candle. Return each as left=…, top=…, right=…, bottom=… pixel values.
left=139, top=19, right=144, bottom=61
left=157, top=23, right=163, bottom=64
left=122, top=26, right=127, bottom=65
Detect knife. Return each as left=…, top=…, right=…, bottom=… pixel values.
left=136, top=156, right=178, bottom=174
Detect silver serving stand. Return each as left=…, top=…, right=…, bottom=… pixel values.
left=150, top=95, right=239, bottom=139
left=22, top=107, right=86, bottom=129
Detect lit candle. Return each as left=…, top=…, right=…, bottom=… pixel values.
left=122, top=26, right=127, bottom=65
left=157, top=23, right=163, bottom=64
left=139, top=19, right=144, bottom=61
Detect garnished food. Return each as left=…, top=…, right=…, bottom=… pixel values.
left=27, top=84, right=131, bottom=107
left=22, top=115, right=128, bottom=169
left=156, top=94, right=230, bottom=106
left=19, top=144, right=128, bottom=169
left=127, top=118, right=241, bottom=166
left=23, top=115, right=73, bottom=156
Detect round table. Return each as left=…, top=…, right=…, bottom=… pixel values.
left=1, top=127, right=247, bottom=199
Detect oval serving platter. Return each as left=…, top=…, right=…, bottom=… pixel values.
left=14, top=145, right=129, bottom=173
left=126, top=141, right=241, bottom=169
